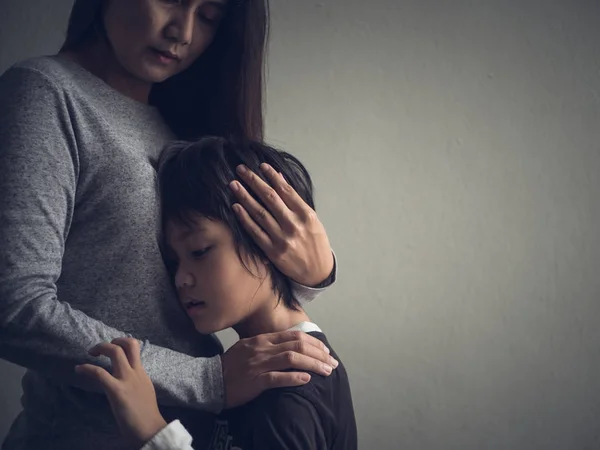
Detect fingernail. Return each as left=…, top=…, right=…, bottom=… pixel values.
left=237, top=165, right=247, bottom=174
left=323, top=364, right=333, bottom=374
left=229, top=181, right=239, bottom=192
left=301, top=373, right=311, bottom=383
left=260, top=163, right=271, bottom=172
left=331, top=358, right=339, bottom=368
left=324, top=346, right=330, bottom=354
left=232, top=204, right=242, bottom=214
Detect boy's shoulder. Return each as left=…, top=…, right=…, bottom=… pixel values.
left=251, top=331, right=349, bottom=400
left=215, top=390, right=327, bottom=450
left=252, top=331, right=354, bottom=424
left=215, top=331, right=357, bottom=449
left=280, top=331, right=349, bottom=396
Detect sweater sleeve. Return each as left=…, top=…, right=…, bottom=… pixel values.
left=290, top=251, right=338, bottom=304
left=0, top=66, right=223, bottom=413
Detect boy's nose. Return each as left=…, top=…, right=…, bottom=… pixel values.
left=175, top=270, right=195, bottom=289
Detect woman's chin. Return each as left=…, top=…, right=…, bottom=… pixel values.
left=128, top=63, right=175, bottom=85
left=141, top=68, right=172, bottom=84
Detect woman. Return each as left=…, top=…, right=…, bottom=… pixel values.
left=0, top=1, right=337, bottom=449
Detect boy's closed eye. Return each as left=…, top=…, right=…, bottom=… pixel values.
left=192, top=246, right=213, bottom=259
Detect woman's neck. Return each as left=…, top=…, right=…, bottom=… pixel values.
left=61, top=42, right=152, bottom=104
left=233, top=299, right=312, bottom=339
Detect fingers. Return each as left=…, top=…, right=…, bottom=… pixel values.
left=222, top=331, right=339, bottom=408
left=263, top=330, right=330, bottom=354
left=87, top=341, right=131, bottom=378
left=75, top=364, right=119, bottom=392
left=232, top=165, right=294, bottom=229
left=257, top=331, right=337, bottom=376
left=230, top=178, right=284, bottom=236
left=258, top=163, right=313, bottom=218
left=266, top=350, right=336, bottom=377
left=111, top=337, right=142, bottom=369
left=257, top=371, right=311, bottom=391
left=231, top=202, right=273, bottom=251
left=271, top=340, right=338, bottom=369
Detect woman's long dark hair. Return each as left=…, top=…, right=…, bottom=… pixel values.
left=61, top=0, right=268, bottom=141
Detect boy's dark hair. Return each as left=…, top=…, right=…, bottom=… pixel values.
left=158, top=136, right=315, bottom=311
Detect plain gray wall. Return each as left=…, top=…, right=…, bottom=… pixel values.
left=1, top=1, right=600, bottom=448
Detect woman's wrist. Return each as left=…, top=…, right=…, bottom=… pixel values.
left=300, top=250, right=336, bottom=288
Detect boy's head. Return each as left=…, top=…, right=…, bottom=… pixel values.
left=158, top=136, right=315, bottom=335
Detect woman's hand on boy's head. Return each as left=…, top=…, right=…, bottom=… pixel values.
left=75, top=338, right=167, bottom=448
left=221, top=330, right=339, bottom=409
left=229, top=163, right=334, bottom=287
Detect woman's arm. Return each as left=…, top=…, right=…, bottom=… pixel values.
left=75, top=338, right=327, bottom=450
left=75, top=338, right=196, bottom=450
left=0, top=66, right=334, bottom=413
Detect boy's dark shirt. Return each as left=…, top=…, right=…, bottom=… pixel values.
left=206, top=331, right=357, bottom=450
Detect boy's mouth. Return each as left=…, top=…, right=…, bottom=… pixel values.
left=184, top=299, right=207, bottom=311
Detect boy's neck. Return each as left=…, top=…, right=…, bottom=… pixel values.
left=233, top=300, right=312, bottom=339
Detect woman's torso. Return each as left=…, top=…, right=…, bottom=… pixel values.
left=0, top=55, right=220, bottom=450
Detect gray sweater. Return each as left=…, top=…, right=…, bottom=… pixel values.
left=0, top=56, right=329, bottom=450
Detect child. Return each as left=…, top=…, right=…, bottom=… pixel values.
left=77, top=137, right=357, bottom=449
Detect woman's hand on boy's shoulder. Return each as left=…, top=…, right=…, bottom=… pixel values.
left=221, top=330, right=339, bottom=409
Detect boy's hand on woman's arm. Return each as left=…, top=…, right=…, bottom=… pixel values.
left=75, top=329, right=338, bottom=442
left=76, top=338, right=168, bottom=448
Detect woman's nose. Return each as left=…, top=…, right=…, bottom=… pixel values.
left=164, top=10, right=195, bottom=46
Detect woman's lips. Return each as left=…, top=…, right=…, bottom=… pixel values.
left=151, top=49, right=180, bottom=64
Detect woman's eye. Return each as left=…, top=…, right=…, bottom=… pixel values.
left=199, top=15, right=216, bottom=25
left=198, top=7, right=224, bottom=26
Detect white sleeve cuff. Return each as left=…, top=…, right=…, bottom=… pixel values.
left=290, top=250, right=338, bottom=304
left=140, top=420, right=194, bottom=450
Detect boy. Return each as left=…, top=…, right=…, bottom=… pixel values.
left=77, top=137, right=357, bottom=449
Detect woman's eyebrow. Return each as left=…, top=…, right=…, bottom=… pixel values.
left=205, top=1, right=227, bottom=11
